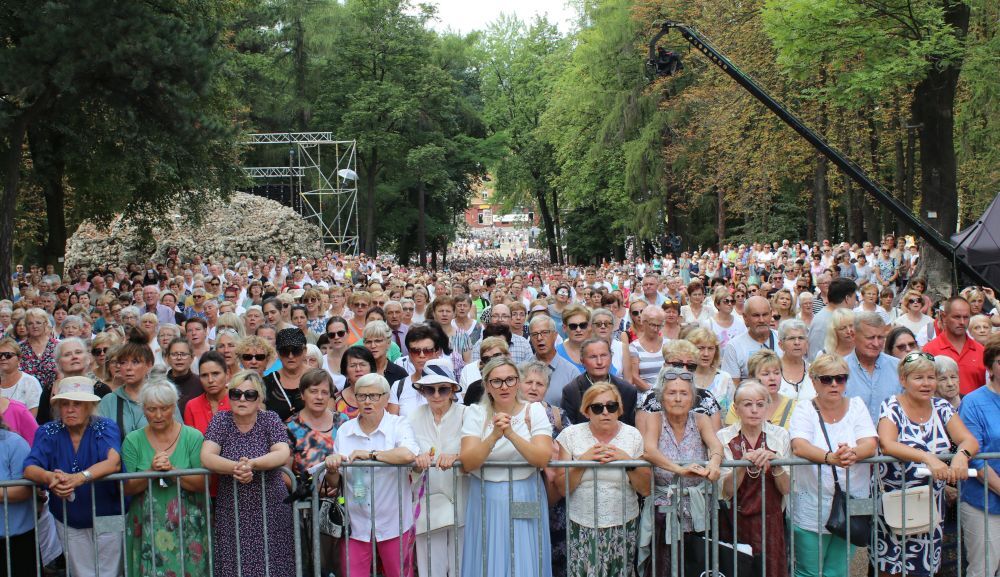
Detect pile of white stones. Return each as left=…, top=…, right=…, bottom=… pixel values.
left=65, top=192, right=324, bottom=269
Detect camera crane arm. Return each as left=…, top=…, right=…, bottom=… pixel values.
left=650, top=21, right=994, bottom=292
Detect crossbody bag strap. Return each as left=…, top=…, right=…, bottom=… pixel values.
left=811, top=399, right=840, bottom=487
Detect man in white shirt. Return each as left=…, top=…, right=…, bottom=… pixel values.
left=722, top=296, right=783, bottom=383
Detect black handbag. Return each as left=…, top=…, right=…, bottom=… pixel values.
left=813, top=400, right=872, bottom=547
left=683, top=532, right=757, bottom=577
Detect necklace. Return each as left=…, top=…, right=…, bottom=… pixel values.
left=739, top=431, right=765, bottom=479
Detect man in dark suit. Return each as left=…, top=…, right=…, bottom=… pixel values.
left=561, top=338, right=638, bottom=426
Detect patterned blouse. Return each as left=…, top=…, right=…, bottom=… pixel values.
left=286, top=410, right=349, bottom=475
left=654, top=412, right=708, bottom=533
left=18, top=338, right=59, bottom=391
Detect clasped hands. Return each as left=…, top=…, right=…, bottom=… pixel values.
left=232, top=457, right=256, bottom=484
left=46, top=470, right=83, bottom=499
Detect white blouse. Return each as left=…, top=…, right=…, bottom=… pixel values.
left=556, top=423, right=644, bottom=528
left=461, top=402, right=552, bottom=482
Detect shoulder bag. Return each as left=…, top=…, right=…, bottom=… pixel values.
left=813, top=400, right=872, bottom=547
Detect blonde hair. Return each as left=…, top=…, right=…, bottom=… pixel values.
left=899, top=353, right=936, bottom=382
left=580, top=383, right=623, bottom=417
left=747, top=349, right=781, bottom=378
left=733, top=379, right=771, bottom=405
left=662, top=339, right=697, bottom=360
left=808, top=353, right=849, bottom=380
left=478, top=336, right=509, bottom=356
left=228, top=370, right=266, bottom=401
left=684, top=327, right=720, bottom=369
left=478, top=356, right=525, bottom=431
left=824, top=308, right=855, bottom=355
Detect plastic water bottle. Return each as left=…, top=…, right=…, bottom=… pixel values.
left=352, top=469, right=367, bottom=502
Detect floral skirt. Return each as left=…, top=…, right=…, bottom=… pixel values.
left=568, top=518, right=639, bottom=577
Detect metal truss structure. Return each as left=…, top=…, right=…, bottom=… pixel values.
left=241, top=132, right=359, bottom=255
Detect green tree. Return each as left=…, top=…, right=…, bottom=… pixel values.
left=1, top=0, right=244, bottom=298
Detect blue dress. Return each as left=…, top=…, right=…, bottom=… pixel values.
left=874, top=397, right=954, bottom=576
left=24, top=417, right=122, bottom=529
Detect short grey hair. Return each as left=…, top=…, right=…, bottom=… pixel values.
left=778, top=318, right=808, bottom=341
left=138, top=371, right=180, bottom=408
left=158, top=324, right=181, bottom=338
left=655, top=365, right=697, bottom=407
left=355, top=372, right=390, bottom=394
left=120, top=306, right=141, bottom=320
left=528, top=314, right=556, bottom=332
left=854, top=311, right=886, bottom=331
left=362, top=320, right=391, bottom=341
left=518, top=361, right=551, bottom=383
left=60, top=315, right=83, bottom=331
left=54, top=337, right=89, bottom=362
left=590, top=308, right=614, bottom=323
left=933, top=355, right=959, bottom=377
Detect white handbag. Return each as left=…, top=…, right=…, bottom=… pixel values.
left=881, top=484, right=937, bottom=536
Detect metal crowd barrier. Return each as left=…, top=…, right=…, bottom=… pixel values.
left=0, top=456, right=996, bottom=577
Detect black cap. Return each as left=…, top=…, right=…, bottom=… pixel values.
left=276, top=328, right=307, bottom=350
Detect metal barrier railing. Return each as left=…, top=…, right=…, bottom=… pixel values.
left=0, top=455, right=995, bottom=577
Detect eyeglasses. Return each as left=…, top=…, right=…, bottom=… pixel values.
left=487, top=376, right=518, bottom=389
left=366, top=338, right=387, bottom=346
left=481, top=353, right=505, bottom=363
left=355, top=392, right=385, bottom=402
left=352, top=302, right=370, bottom=308
left=169, top=352, right=191, bottom=359
left=782, top=335, right=806, bottom=343
left=529, top=330, right=554, bottom=340
left=228, top=389, right=260, bottom=401
left=815, top=374, right=848, bottom=385
left=278, top=346, right=305, bottom=357
left=410, top=346, right=438, bottom=357
left=0, top=352, right=16, bottom=360
left=91, top=348, right=109, bottom=356
left=566, top=321, right=589, bottom=331
left=372, top=300, right=386, bottom=307
left=346, top=361, right=371, bottom=371
left=644, top=323, right=664, bottom=330
left=327, top=330, right=347, bottom=339
left=402, top=307, right=415, bottom=312
left=588, top=401, right=620, bottom=415
left=241, top=353, right=267, bottom=362
left=418, top=385, right=453, bottom=398
left=592, top=321, right=613, bottom=329
left=670, top=361, right=698, bottom=372
left=893, top=341, right=918, bottom=352
left=903, top=351, right=934, bottom=364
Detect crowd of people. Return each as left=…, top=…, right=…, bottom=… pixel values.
left=0, top=233, right=998, bottom=577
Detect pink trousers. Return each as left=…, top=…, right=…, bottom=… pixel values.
left=341, top=530, right=415, bottom=577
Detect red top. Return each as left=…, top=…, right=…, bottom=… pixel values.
left=923, top=333, right=987, bottom=395
left=183, top=393, right=231, bottom=434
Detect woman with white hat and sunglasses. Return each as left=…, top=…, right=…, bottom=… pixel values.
left=23, top=376, right=123, bottom=577
left=408, top=358, right=468, bottom=577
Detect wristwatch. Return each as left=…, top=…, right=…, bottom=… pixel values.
left=369, top=450, right=378, bottom=462
left=959, top=448, right=973, bottom=459
left=80, top=470, right=93, bottom=483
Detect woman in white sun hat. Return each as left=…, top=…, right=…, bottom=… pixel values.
left=23, top=376, right=123, bottom=577
left=408, top=358, right=468, bottom=577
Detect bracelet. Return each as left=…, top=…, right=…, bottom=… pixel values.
left=823, top=451, right=832, bottom=465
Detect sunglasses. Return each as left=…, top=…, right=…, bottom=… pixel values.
left=481, top=353, right=505, bottom=363
left=670, top=361, right=698, bottom=372
left=281, top=303, right=291, bottom=309
left=907, top=298, right=922, bottom=305
left=327, top=330, right=347, bottom=339
left=0, top=352, right=16, bottom=360
left=720, top=298, right=734, bottom=305
left=630, top=310, right=642, bottom=317
left=228, top=389, right=260, bottom=401
left=661, top=369, right=694, bottom=381
left=278, top=346, right=305, bottom=357
left=305, top=298, right=318, bottom=303
left=592, top=321, right=613, bottom=329
left=894, top=341, right=918, bottom=352
left=91, top=347, right=109, bottom=356
left=241, top=353, right=267, bottom=362
left=816, top=374, right=848, bottom=385
left=567, top=321, right=589, bottom=331
left=903, top=351, right=935, bottom=364
left=410, top=346, right=438, bottom=357
left=418, top=385, right=453, bottom=397
left=588, top=401, right=620, bottom=415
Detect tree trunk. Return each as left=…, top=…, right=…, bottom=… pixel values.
left=28, top=126, right=67, bottom=274
left=911, top=1, right=970, bottom=295
left=552, top=187, right=563, bottom=265
left=813, top=156, right=830, bottom=241
left=532, top=176, right=558, bottom=263
left=1, top=116, right=29, bottom=299
left=417, top=181, right=427, bottom=268
left=716, top=185, right=726, bottom=245
left=363, top=148, right=378, bottom=256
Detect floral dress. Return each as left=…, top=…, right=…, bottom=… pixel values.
left=122, top=426, right=209, bottom=577
left=874, top=396, right=954, bottom=577
left=205, top=410, right=294, bottom=577
left=18, top=337, right=58, bottom=391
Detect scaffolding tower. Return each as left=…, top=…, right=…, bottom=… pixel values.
left=241, top=133, right=359, bottom=255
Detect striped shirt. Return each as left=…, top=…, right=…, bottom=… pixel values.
left=629, top=339, right=665, bottom=403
